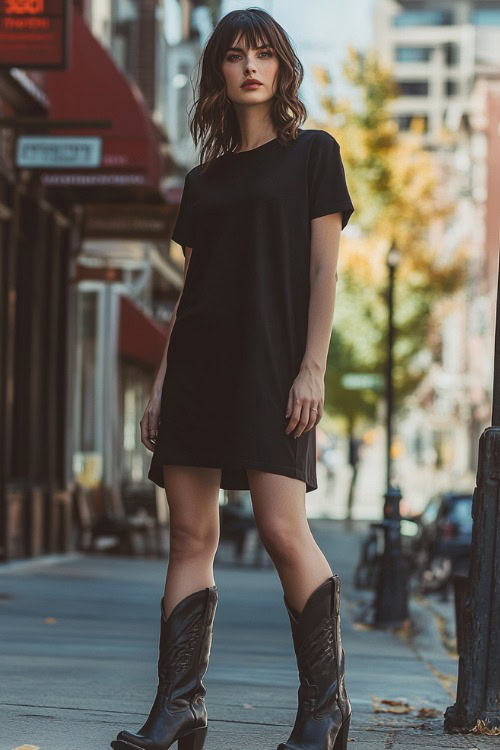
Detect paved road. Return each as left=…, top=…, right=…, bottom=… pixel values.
left=0, top=519, right=496, bottom=750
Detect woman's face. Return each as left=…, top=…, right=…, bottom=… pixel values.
left=221, top=34, right=279, bottom=106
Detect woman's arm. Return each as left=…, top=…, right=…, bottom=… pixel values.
left=151, top=246, right=192, bottom=399
left=285, top=213, right=342, bottom=437
left=302, top=212, right=341, bottom=376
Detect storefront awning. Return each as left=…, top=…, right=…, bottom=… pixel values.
left=41, top=11, right=164, bottom=202
left=119, top=295, right=168, bottom=370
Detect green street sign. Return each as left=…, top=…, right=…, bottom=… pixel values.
left=342, top=373, right=384, bottom=390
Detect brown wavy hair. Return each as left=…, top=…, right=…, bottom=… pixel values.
left=188, top=7, right=308, bottom=173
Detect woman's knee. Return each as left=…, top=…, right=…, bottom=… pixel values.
left=169, top=519, right=219, bottom=562
left=258, top=520, right=309, bottom=567
left=163, top=466, right=221, bottom=562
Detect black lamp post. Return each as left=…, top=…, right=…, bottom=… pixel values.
left=386, top=241, right=401, bottom=488
left=374, top=241, right=408, bottom=627
left=444, top=257, right=500, bottom=733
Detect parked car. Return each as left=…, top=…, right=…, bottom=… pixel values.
left=412, top=491, right=473, bottom=592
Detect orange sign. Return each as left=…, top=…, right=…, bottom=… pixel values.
left=6, top=0, right=45, bottom=13
left=0, top=0, right=69, bottom=69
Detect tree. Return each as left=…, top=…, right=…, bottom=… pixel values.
left=309, top=48, right=466, bottom=434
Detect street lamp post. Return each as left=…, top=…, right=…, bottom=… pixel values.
left=386, top=242, right=400, bottom=487
left=444, top=256, right=500, bottom=733
left=374, top=242, right=408, bottom=627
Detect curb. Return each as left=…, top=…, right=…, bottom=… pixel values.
left=0, top=552, right=84, bottom=575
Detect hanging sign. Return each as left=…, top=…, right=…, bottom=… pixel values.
left=0, top=0, right=71, bottom=69
left=16, top=136, right=102, bottom=167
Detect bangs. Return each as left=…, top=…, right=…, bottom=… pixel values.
left=221, top=14, right=275, bottom=57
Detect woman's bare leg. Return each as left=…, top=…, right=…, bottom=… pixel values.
left=246, top=468, right=332, bottom=613
left=162, top=465, right=221, bottom=619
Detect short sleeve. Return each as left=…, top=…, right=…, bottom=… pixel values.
left=171, top=172, right=196, bottom=256
left=307, top=131, right=355, bottom=230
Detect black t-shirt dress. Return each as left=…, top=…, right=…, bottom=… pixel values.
left=148, top=127, right=355, bottom=493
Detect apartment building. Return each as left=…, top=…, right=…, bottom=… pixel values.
left=375, top=1, right=500, bottom=506
left=375, top=0, right=500, bottom=144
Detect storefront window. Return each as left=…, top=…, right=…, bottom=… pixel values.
left=73, top=287, right=102, bottom=488
left=176, top=61, right=191, bottom=141
left=121, top=360, right=153, bottom=482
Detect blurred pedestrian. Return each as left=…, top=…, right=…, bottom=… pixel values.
left=346, top=434, right=363, bottom=520
left=112, top=8, right=355, bottom=750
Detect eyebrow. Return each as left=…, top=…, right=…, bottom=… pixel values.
left=226, top=44, right=272, bottom=52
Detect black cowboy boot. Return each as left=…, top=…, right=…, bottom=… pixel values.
left=111, top=585, right=218, bottom=750
left=277, top=575, right=351, bottom=750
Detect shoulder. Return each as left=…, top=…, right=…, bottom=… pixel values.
left=300, top=128, right=339, bottom=143
left=297, top=130, right=342, bottom=169
left=185, top=164, right=202, bottom=181
left=300, top=128, right=340, bottom=154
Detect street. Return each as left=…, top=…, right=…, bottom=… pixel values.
left=1, top=519, right=497, bottom=750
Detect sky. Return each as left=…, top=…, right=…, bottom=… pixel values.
left=220, top=0, right=376, bottom=119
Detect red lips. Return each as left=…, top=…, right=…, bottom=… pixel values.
left=241, top=78, right=262, bottom=87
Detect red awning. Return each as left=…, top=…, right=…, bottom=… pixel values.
left=119, top=295, right=168, bottom=370
left=41, top=10, right=163, bottom=196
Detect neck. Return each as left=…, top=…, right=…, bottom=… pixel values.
left=233, top=105, right=276, bottom=151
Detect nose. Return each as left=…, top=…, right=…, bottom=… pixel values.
left=244, top=57, right=257, bottom=74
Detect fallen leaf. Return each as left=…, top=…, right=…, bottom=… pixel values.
left=10, top=745, right=40, bottom=750
left=372, top=696, right=412, bottom=714
left=471, top=719, right=500, bottom=735
left=417, top=707, right=441, bottom=718
left=44, top=617, right=57, bottom=624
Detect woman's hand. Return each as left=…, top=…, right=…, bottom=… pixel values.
left=140, top=392, right=162, bottom=452
left=285, top=363, right=324, bottom=438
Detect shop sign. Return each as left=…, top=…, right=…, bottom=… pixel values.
left=83, top=204, right=175, bottom=240
left=16, top=135, right=102, bottom=167
left=0, top=0, right=71, bottom=69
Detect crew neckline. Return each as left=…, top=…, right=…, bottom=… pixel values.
left=225, top=128, right=304, bottom=157
left=231, top=136, right=279, bottom=155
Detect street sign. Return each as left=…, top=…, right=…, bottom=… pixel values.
left=16, top=136, right=102, bottom=167
left=0, top=0, right=71, bottom=69
left=342, top=373, right=384, bottom=390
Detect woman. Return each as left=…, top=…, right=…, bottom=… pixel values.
left=111, top=7, right=354, bottom=750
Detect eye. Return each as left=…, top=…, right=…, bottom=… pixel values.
left=226, top=49, right=273, bottom=62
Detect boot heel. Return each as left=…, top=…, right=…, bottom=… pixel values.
left=333, top=715, right=351, bottom=750
left=178, top=726, right=208, bottom=750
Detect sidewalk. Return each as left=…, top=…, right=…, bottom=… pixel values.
left=0, top=519, right=495, bottom=750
